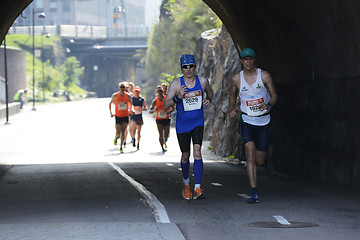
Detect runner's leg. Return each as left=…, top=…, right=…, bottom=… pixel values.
left=137, top=125, right=142, bottom=149
left=156, top=123, right=165, bottom=151
left=120, top=122, right=128, bottom=151
left=163, top=125, right=170, bottom=150
left=245, top=142, right=257, bottom=188
left=130, top=120, right=137, bottom=147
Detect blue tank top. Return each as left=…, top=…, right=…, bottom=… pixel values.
left=131, top=96, right=144, bottom=118
left=132, top=96, right=144, bottom=107
left=176, top=75, right=204, bottom=133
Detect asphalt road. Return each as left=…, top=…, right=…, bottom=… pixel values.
left=0, top=98, right=359, bottom=240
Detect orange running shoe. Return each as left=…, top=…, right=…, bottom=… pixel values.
left=193, top=188, right=206, bottom=200
left=182, top=184, right=192, bottom=200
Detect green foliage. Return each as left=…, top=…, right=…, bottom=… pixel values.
left=145, top=0, right=221, bottom=91
left=4, top=33, right=58, bottom=49
left=227, top=155, right=235, bottom=160
left=3, top=34, right=86, bottom=102
left=160, top=72, right=182, bottom=86
left=59, top=57, right=84, bottom=91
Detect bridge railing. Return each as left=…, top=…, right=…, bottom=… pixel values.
left=8, top=25, right=149, bottom=39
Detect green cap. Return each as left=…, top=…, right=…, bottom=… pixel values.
left=240, top=47, right=256, bottom=58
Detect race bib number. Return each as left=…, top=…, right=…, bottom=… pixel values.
left=158, top=110, right=168, bottom=119
left=183, top=90, right=202, bottom=111
left=245, top=96, right=267, bottom=116
left=118, top=102, right=127, bottom=111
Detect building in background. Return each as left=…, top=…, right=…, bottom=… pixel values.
left=15, top=0, right=108, bottom=26
left=12, top=0, right=154, bottom=38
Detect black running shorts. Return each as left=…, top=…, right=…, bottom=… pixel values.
left=130, top=114, right=144, bottom=125
left=176, top=126, right=204, bottom=153
left=115, top=116, right=129, bottom=124
left=156, top=119, right=171, bottom=126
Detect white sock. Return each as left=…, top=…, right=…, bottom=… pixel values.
left=183, top=178, right=190, bottom=186
left=194, top=184, right=201, bottom=190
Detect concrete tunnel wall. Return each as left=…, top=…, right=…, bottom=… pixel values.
left=1, top=0, right=360, bottom=188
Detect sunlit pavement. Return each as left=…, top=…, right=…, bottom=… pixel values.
left=0, top=98, right=181, bottom=165
left=1, top=98, right=360, bottom=240
left=0, top=98, right=186, bottom=240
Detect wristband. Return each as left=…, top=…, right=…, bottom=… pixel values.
left=266, top=102, right=272, bottom=110
left=172, top=95, right=180, bottom=103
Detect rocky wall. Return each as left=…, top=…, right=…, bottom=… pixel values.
left=195, top=27, right=244, bottom=159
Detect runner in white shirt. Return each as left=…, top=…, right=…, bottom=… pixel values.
left=229, top=47, right=278, bottom=203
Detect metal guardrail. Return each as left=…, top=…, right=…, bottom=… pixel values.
left=8, top=25, right=149, bottom=39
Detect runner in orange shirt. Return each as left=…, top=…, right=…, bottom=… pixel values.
left=109, top=82, right=133, bottom=153
left=149, top=86, right=172, bottom=154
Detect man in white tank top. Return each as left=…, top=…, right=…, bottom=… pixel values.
left=229, top=48, right=278, bottom=203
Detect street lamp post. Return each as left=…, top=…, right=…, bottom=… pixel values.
left=3, top=34, right=10, bottom=124
left=32, top=8, right=46, bottom=110
left=41, top=32, right=50, bottom=102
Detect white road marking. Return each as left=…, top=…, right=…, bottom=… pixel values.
left=273, top=215, right=291, bottom=225
left=108, top=162, right=170, bottom=223
left=211, top=183, right=223, bottom=186
left=166, top=163, right=174, bottom=166
left=238, top=194, right=250, bottom=199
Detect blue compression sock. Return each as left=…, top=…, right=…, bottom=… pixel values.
left=193, top=159, right=203, bottom=186
left=181, top=160, right=190, bottom=181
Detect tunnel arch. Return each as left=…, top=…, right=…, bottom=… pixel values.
left=3, top=1, right=360, bottom=85
left=2, top=0, right=360, bottom=188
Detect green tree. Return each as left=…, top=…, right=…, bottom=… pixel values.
left=145, top=0, right=221, bottom=95
left=4, top=34, right=87, bottom=102
left=60, top=57, right=84, bottom=91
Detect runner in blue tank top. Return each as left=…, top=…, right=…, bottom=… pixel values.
left=175, top=75, right=204, bottom=133
left=130, top=86, right=147, bottom=150
left=164, top=54, right=214, bottom=200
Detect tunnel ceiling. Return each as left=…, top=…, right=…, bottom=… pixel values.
left=2, top=0, right=360, bottom=85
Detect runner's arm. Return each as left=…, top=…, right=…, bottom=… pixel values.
left=229, top=73, right=240, bottom=117
left=149, top=99, right=157, bottom=114
left=201, top=77, right=213, bottom=107
left=163, top=79, right=180, bottom=110
left=142, top=98, right=148, bottom=111
left=109, top=94, right=116, bottom=117
left=261, top=70, right=278, bottom=109
left=128, top=94, right=134, bottom=115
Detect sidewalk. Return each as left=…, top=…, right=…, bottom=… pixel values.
left=0, top=102, right=20, bottom=119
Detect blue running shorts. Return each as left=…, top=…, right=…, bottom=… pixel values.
left=239, top=121, right=270, bottom=152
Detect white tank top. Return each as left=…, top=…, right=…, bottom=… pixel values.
left=239, top=68, right=271, bottom=126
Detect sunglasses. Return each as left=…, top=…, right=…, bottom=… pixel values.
left=182, top=64, right=195, bottom=69
left=120, top=86, right=125, bottom=89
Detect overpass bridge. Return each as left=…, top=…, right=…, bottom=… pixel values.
left=63, top=37, right=148, bottom=59
left=63, top=36, right=148, bottom=98
left=9, top=24, right=148, bottom=97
